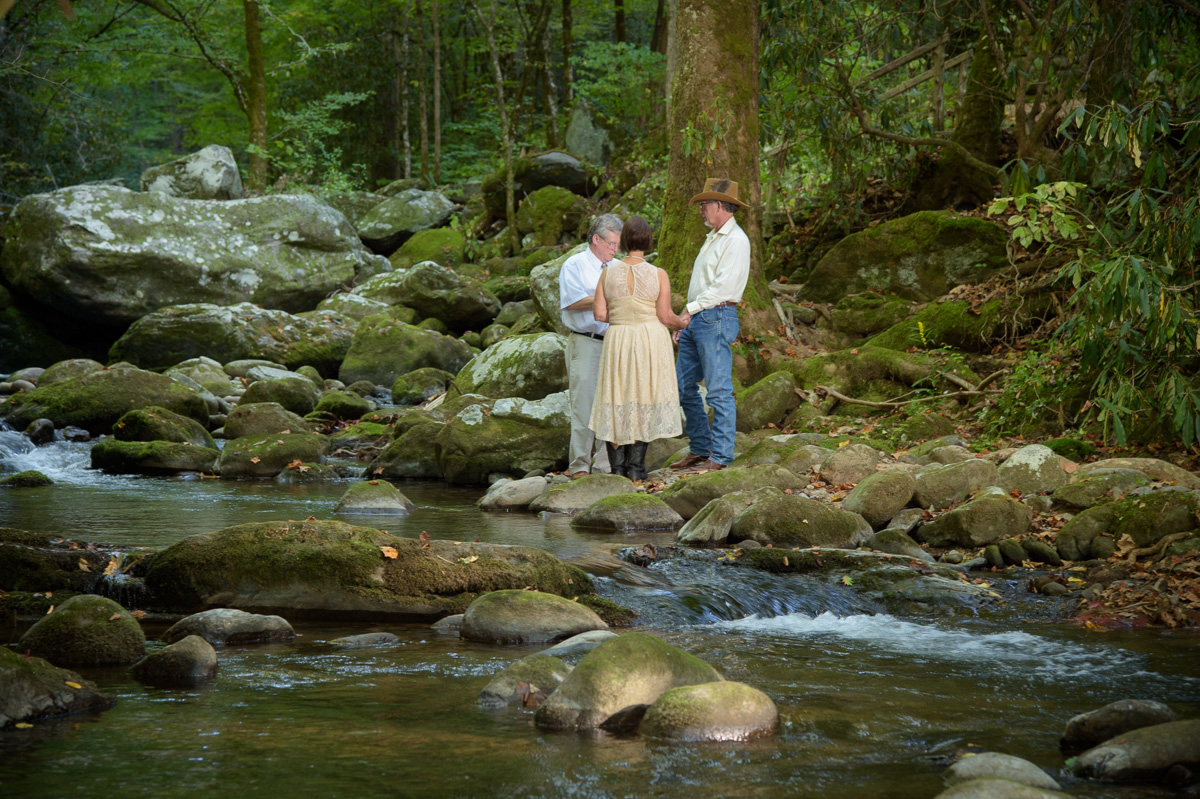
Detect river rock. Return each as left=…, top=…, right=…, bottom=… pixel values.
left=478, top=653, right=574, bottom=708
left=736, top=372, right=800, bottom=432
left=933, top=779, right=1070, bottom=799
left=1052, top=469, right=1149, bottom=510
left=1061, top=699, right=1178, bottom=752
left=113, top=405, right=215, bottom=448
left=572, top=494, right=684, bottom=532
left=130, top=635, right=218, bottom=686
left=1105, top=491, right=1198, bottom=547
left=538, top=630, right=619, bottom=658
left=842, top=469, right=917, bottom=529
left=163, top=608, right=296, bottom=645
left=534, top=632, right=723, bottom=730
left=733, top=437, right=825, bottom=472
left=223, top=402, right=312, bottom=438
left=997, top=444, right=1069, bottom=495
left=453, top=332, right=568, bottom=400
left=37, top=358, right=104, bottom=386
left=660, top=465, right=806, bottom=520
left=1053, top=505, right=1114, bottom=560
left=90, top=438, right=219, bottom=475
left=1076, top=457, right=1200, bottom=489
left=675, top=487, right=780, bottom=547
left=390, top=227, right=467, bottom=269
left=801, top=211, right=1008, bottom=303
left=641, top=681, right=778, bottom=742
left=356, top=262, right=500, bottom=334
left=0, top=646, right=114, bottom=728
left=1, top=185, right=380, bottom=326
left=482, top=151, right=590, bottom=218
left=165, top=358, right=238, bottom=397
left=914, top=458, right=1000, bottom=510
left=478, top=477, right=550, bottom=510
left=364, top=419, right=444, bottom=479
left=328, top=632, right=400, bottom=648
left=529, top=473, right=636, bottom=514
left=140, top=144, right=244, bottom=199
left=516, top=185, right=586, bottom=247
left=435, top=393, right=571, bottom=485
left=927, top=445, right=975, bottom=464
left=356, top=189, right=455, bottom=254
left=1, top=367, right=208, bottom=436
left=1072, top=719, right=1200, bottom=783
left=392, top=367, right=456, bottom=405
left=338, top=314, right=473, bottom=387
left=333, top=480, right=416, bottom=515
left=311, top=390, right=372, bottom=422
left=729, top=493, right=871, bottom=548
left=142, top=519, right=592, bottom=619
left=461, top=589, right=607, bottom=644
left=867, top=528, right=932, bottom=561
left=18, top=595, right=146, bottom=667
left=944, top=753, right=1062, bottom=790
left=527, top=245, right=582, bottom=336
left=240, top=376, right=322, bottom=416
left=0, top=470, right=54, bottom=487
left=916, top=493, right=1034, bottom=547
left=219, top=432, right=329, bottom=478
left=110, top=303, right=355, bottom=374
left=818, top=444, right=883, bottom=486
left=0, top=529, right=110, bottom=592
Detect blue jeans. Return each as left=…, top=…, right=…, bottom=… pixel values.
left=675, top=305, right=739, bottom=465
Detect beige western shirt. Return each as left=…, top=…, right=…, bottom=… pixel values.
left=684, top=215, right=750, bottom=315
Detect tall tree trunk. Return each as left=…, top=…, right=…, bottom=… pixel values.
left=659, top=0, right=768, bottom=313
left=561, top=0, right=573, bottom=103
left=1086, top=0, right=1136, bottom=109
left=614, top=0, right=625, bottom=43
left=432, top=0, right=442, bottom=182
left=473, top=0, right=520, bottom=255
left=242, top=0, right=268, bottom=191
left=542, top=25, right=560, bottom=147
left=416, top=0, right=430, bottom=183
left=650, top=0, right=667, bottom=55
left=398, top=23, right=412, bottom=179
left=389, top=28, right=402, bottom=178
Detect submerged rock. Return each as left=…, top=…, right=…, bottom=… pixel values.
left=641, top=681, right=778, bottom=742
left=333, top=480, right=416, bottom=515
left=18, top=595, right=146, bottom=667
left=0, top=646, right=115, bottom=728
left=460, top=589, right=607, bottom=644
left=131, top=635, right=218, bottom=686
left=943, top=753, right=1062, bottom=791
left=1061, top=699, right=1178, bottom=752
left=478, top=653, right=573, bottom=708
left=162, top=608, right=296, bottom=646
left=1071, top=719, right=1200, bottom=783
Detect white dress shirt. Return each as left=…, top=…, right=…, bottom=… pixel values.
left=685, top=215, right=750, bottom=315
left=559, top=247, right=610, bottom=335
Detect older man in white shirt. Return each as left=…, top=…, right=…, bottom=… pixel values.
left=670, top=179, right=750, bottom=472
left=559, top=214, right=623, bottom=478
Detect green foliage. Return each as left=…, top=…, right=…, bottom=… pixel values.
left=253, top=91, right=372, bottom=191
left=988, top=181, right=1088, bottom=250
left=571, top=41, right=665, bottom=138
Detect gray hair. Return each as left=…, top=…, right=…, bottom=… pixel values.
left=586, top=213, right=623, bottom=244
left=719, top=200, right=740, bottom=214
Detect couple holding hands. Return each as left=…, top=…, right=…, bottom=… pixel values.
left=559, top=178, right=750, bottom=482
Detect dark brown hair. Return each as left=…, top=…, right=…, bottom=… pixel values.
left=620, top=215, right=653, bottom=253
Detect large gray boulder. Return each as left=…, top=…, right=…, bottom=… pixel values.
left=1076, top=457, right=1200, bottom=489
left=461, top=589, right=607, bottom=644
left=130, top=635, right=218, bottom=686
left=109, top=303, right=355, bottom=374
left=659, top=465, right=806, bottom=520
left=333, top=480, right=416, bottom=515
left=842, top=469, right=917, bottom=529
left=454, top=333, right=568, bottom=400
left=162, top=608, right=295, bottom=646
left=1061, top=699, right=1177, bottom=751
left=338, top=314, right=473, bottom=387
left=916, top=492, right=1033, bottom=547
left=356, top=189, right=455, bottom=254
left=1, top=185, right=381, bottom=326
left=801, top=211, right=1009, bottom=303
left=1071, top=719, right=1200, bottom=783
left=534, top=632, right=723, bottom=730
left=355, top=262, right=500, bottom=333
left=528, top=244, right=585, bottom=335
left=913, top=459, right=1000, bottom=510
left=997, top=444, right=1069, bottom=495
left=482, top=151, right=590, bottom=218
left=641, top=681, right=778, bottom=742
left=0, top=646, right=114, bottom=728
left=139, top=145, right=244, bottom=200
left=18, top=595, right=146, bottom=667
left=434, top=393, right=572, bottom=485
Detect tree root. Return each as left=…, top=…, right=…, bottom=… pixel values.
left=1125, top=531, right=1193, bottom=564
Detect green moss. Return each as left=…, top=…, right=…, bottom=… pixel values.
left=241, top=377, right=321, bottom=416
left=389, top=227, right=466, bottom=269
left=868, top=299, right=1001, bottom=352
left=0, top=470, right=54, bottom=487
left=114, top=405, right=216, bottom=448
left=575, top=595, right=637, bottom=627
left=1044, top=437, right=1098, bottom=461
left=517, top=186, right=584, bottom=246
left=309, top=390, right=371, bottom=422
left=91, top=438, right=220, bottom=475
left=219, top=432, right=329, bottom=478
left=833, top=295, right=914, bottom=338
left=19, top=594, right=145, bottom=666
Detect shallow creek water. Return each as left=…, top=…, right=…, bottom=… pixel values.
left=1, top=430, right=1198, bottom=799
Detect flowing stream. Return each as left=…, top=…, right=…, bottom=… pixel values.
left=2, top=430, right=1199, bottom=799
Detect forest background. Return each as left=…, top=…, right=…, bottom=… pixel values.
left=2, top=0, right=1199, bottom=447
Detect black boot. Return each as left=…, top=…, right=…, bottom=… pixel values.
left=628, top=441, right=649, bottom=482
left=606, top=441, right=629, bottom=478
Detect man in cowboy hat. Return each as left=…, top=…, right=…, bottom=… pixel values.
left=670, top=178, right=750, bottom=472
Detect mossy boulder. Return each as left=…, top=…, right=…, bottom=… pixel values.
left=1107, top=491, right=1200, bottom=547
left=142, top=519, right=593, bottom=619
left=659, top=465, right=806, bottom=520
left=1044, top=437, right=1098, bottom=462
left=842, top=469, right=917, bottom=529
left=534, top=632, right=723, bottom=730
left=434, top=393, right=571, bottom=485
left=913, top=459, right=1000, bottom=510
left=801, top=211, right=1008, bottom=303
left=316, top=292, right=406, bottom=322
left=130, top=634, right=218, bottom=686
left=392, top=367, right=456, bottom=405
left=915, top=492, right=1034, bottom=547
left=731, top=437, right=828, bottom=474
left=866, top=528, right=930, bottom=560
left=728, top=493, right=871, bottom=548
left=1071, top=719, right=1200, bottom=784
left=223, top=402, right=311, bottom=438
left=0, top=470, right=53, bottom=488
left=868, top=298, right=1006, bottom=353
left=310, top=390, right=371, bottom=422
left=240, top=376, right=321, bottom=416
left=529, top=472, right=637, bottom=514
left=778, top=345, right=950, bottom=416
left=572, top=494, right=684, bottom=532
left=1, top=367, right=208, bottom=435
left=363, top=419, right=445, bottom=480
left=482, top=151, right=591, bottom=218
left=164, top=358, right=237, bottom=397
left=318, top=189, right=387, bottom=227
left=333, top=480, right=416, bottom=515
left=641, top=681, right=778, bottom=742
left=478, top=653, right=573, bottom=708
left=896, top=412, right=958, bottom=445
left=162, top=608, right=295, bottom=646
left=219, top=432, right=329, bottom=479
left=817, top=443, right=884, bottom=486
left=516, top=185, right=586, bottom=246
left=140, top=144, right=243, bottom=199
left=832, top=294, right=914, bottom=338
left=354, top=262, right=500, bottom=333
left=0, top=646, right=114, bottom=728
left=1061, top=699, right=1178, bottom=752
left=108, top=303, right=355, bottom=374
left=453, top=332, right=568, bottom=400
left=91, top=438, right=219, bottom=475
left=18, top=594, right=146, bottom=667
left=1051, top=469, right=1150, bottom=510
left=736, top=371, right=800, bottom=432
left=338, top=314, right=473, bottom=387
left=998, top=444, right=1069, bottom=495
left=356, top=188, right=455, bottom=254
left=461, top=589, right=608, bottom=644
left=113, top=405, right=215, bottom=448
left=389, top=227, right=466, bottom=269
left=0, top=528, right=109, bottom=592
left=1053, top=505, right=1116, bottom=561
left=37, top=358, right=105, bottom=386
left=1075, top=457, right=1200, bottom=489
left=675, top=488, right=777, bottom=547
left=527, top=244, right=585, bottom=336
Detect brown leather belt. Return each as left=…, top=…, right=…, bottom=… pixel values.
left=711, top=301, right=739, bottom=308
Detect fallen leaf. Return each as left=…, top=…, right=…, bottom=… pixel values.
left=46, top=605, right=54, bottom=614
left=102, top=559, right=119, bottom=577
left=65, top=681, right=82, bottom=689
left=841, top=575, right=854, bottom=586
left=77, top=559, right=91, bottom=573
left=131, top=609, right=147, bottom=619
left=15, top=723, right=33, bottom=729
left=250, top=457, right=261, bottom=464
left=458, top=555, right=479, bottom=564
left=380, top=546, right=399, bottom=559
left=108, top=612, right=122, bottom=621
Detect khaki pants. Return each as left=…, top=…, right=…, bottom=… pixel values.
left=566, top=333, right=610, bottom=474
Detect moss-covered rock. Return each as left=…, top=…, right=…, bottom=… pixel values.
left=516, top=185, right=586, bottom=246
left=338, top=313, right=473, bottom=387
left=1075, top=457, right=1200, bottom=489
left=452, top=332, right=568, bottom=401
left=1061, top=699, right=1178, bottom=753
left=219, top=432, right=329, bottom=479
left=895, top=412, right=957, bottom=445
left=0, top=528, right=109, bottom=592
left=868, top=298, right=1005, bottom=353
left=817, top=443, right=883, bottom=485
left=534, top=632, right=723, bottom=730
left=113, top=405, right=215, bottom=448
left=19, top=594, right=146, bottom=667
left=832, top=294, right=914, bottom=338
left=729, top=493, right=870, bottom=548
left=482, top=151, right=591, bottom=218
left=223, top=402, right=311, bottom=438
left=309, top=390, right=371, bottom=422
left=164, top=358, right=237, bottom=396
left=91, top=438, right=219, bottom=475
left=777, top=345, right=963, bottom=416
left=363, top=419, right=445, bottom=479
left=130, top=634, right=218, bottom=687
left=332, top=480, right=415, bottom=515
left=392, top=367, right=456, bottom=405
left=913, top=458, right=1000, bottom=510
left=660, top=465, right=806, bottom=520
left=461, top=589, right=608, bottom=644
left=38, top=358, right=105, bottom=386
left=162, top=608, right=295, bottom=646
left=389, top=227, right=466, bottom=269
left=1071, top=719, right=1200, bottom=784
left=916, top=493, right=1034, bottom=547
left=641, top=681, right=778, bottom=742
left=0, top=646, right=114, bottom=728
left=572, top=493, right=684, bottom=532
left=1052, top=469, right=1148, bottom=511
left=998, top=444, right=1069, bottom=495
left=356, top=188, right=455, bottom=254
left=675, top=488, right=777, bottom=547
left=736, top=371, right=800, bottom=432
left=574, top=596, right=638, bottom=627
left=478, top=653, right=573, bottom=708
left=240, top=376, right=321, bottom=416
left=1, top=367, right=208, bottom=435
left=1044, top=437, right=1098, bottom=462
left=0, top=470, right=53, bottom=488
left=842, top=469, right=917, bottom=529
left=529, top=473, right=637, bottom=514
left=527, top=244, right=585, bottom=336
left=731, top=437, right=828, bottom=474
left=142, top=519, right=593, bottom=619
left=354, top=262, right=500, bottom=333
left=801, top=211, right=1008, bottom=303
left=866, top=528, right=929, bottom=560
left=434, top=393, right=571, bottom=485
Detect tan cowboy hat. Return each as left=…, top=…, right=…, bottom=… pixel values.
left=689, top=178, right=744, bottom=208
